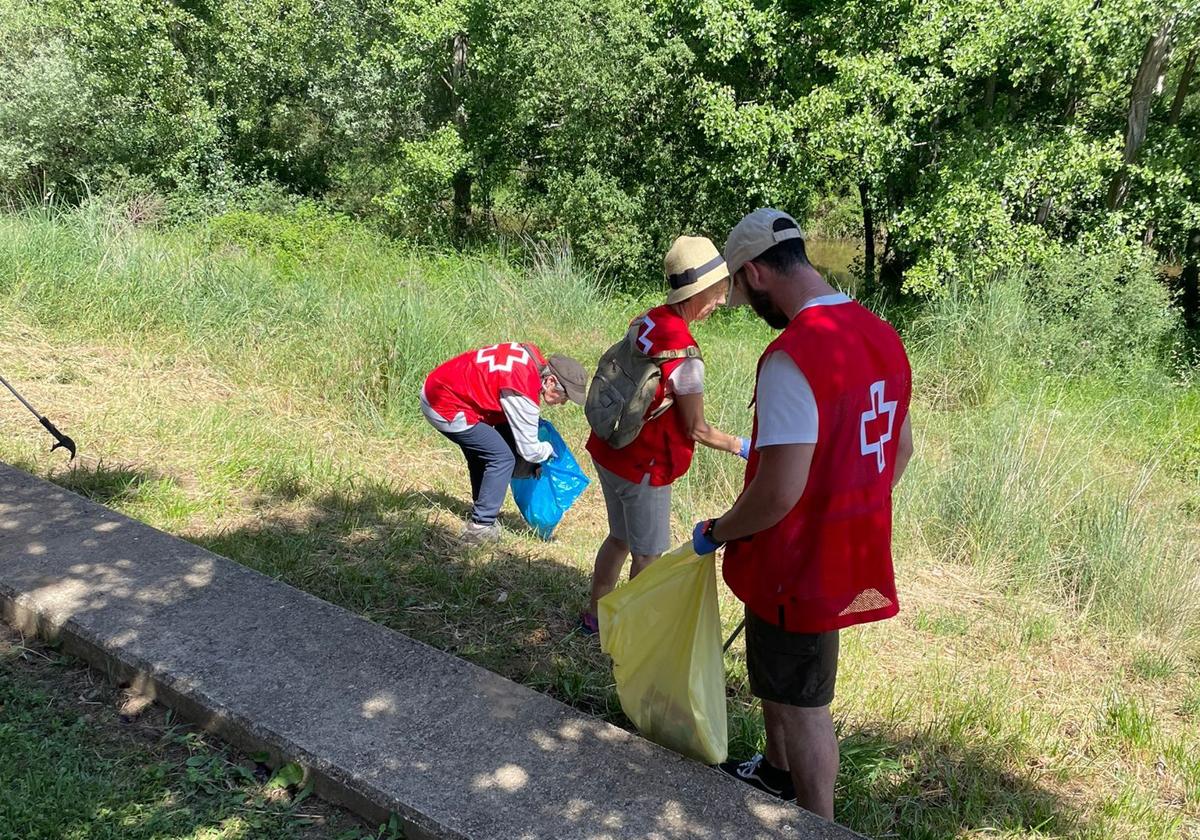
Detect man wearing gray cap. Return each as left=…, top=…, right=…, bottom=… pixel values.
left=422, top=343, right=588, bottom=543
left=692, top=209, right=914, bottom=820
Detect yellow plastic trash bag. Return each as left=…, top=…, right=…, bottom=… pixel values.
left=598, top=542, right=727, bottom=764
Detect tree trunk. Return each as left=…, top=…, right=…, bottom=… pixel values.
left=1036, top=197, right=1054, bottom=226
left=984, top=73, right=997, bottom=110
left=1183, top=228, right=1200, bottom=331
left=1169, top=48, right=1196, bottom=125
left=1107, top=18, right=1177, bottom=211
left=451, top=32, right=471, bottom=243
left=859, top=180, right=875, bottom=291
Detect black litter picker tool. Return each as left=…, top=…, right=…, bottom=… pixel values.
left=0, top=373, right=76, bottom=460
left=723, top=618, right=745, bottom=653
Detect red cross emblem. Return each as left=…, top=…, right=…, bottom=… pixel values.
left=476, top=343, right=530, bottom=373
left=859, top=380, right=897, bottom=473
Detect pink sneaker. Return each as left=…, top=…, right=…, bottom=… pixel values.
left=579, top=612, right=600, bottom=636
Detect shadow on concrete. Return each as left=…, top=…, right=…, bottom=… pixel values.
left=190, top=479, right=621, bottom=719
left=0, top=464, right=221, bottom=649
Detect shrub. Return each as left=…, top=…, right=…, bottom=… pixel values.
left=202, top=203, right=355, bottom=270
left=1022, top=241, right=1182, bottom=375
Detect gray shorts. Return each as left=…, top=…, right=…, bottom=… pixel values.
left=594, top=464, right=673, bottom=556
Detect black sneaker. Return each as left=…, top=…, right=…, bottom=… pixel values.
left=719, top=753, right=796, bottom=802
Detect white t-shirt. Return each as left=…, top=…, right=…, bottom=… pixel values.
left=755, top=293, right=852, bottom=449
left=667, top=358, right=705, bottom=395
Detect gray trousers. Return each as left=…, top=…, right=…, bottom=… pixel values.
left=440, top=422, right=537, bottom=525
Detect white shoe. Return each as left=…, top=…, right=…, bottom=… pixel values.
left=461, top=521, right=501, bottom=544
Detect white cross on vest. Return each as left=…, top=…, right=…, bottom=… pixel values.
left=859, top=380, right=897, bottom=473
left=476, top=343, right=530, bottom=373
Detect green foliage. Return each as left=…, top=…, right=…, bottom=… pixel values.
left=0, top=1, right=91, bottom=199
left=806, top=189, right=865, bottom=240
left=1, top=0, right=1197, bottom=296
left=1023, top=240, right=1182, bottom=373
left=205, top=202, right=357, bottom=269
left=359, top=126, right=468, bottom=241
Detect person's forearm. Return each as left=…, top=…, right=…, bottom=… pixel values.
left=711, top=478, right=794, bottom=543
left=690, top=423, right=742, bottom=453
left=500, top=394, right=554, bottom=463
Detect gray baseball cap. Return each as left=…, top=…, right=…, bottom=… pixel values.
left=723, top=208, right=805, bottom=306
left=546, top=354, right=588, bottom=405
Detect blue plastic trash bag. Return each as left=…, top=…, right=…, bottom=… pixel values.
left=510, top=420, right=590, bottom=539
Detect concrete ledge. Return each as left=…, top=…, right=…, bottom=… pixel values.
left=0, top=463, right=864, bottom=840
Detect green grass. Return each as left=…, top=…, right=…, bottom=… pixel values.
left=1183, top=682, right=1200, bottom=718
left=0, top=628, right=392, bottom=840
left=913, top=609, right=972, bottom=637
left=1129, top=650, right=1179, bottom=682
left=1101, top=693, right=1159, bottom=751
left=0, top=204, right=1198, bottom=838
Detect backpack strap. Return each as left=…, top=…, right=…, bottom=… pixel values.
left=650, top=345, right=702, bottom=362
left=646, top=396, right=676, bottom=422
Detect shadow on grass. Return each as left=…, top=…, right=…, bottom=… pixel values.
left=189, top=477, right=622, bottom=720
left=835, top=729, right=1099, bottom=839
left=47, top=461, right=174, bottom=505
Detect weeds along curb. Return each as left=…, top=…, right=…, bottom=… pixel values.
left=0, top=589, right=447, bottom=840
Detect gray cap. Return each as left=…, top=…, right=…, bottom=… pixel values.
left=546, top=354, right=588, bottom=405
left=723, top=208, right=805, bottom=306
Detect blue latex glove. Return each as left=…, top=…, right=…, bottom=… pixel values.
left=737, top=437, right=751, bottom=460
left=692, top=519, right=723, bottom=556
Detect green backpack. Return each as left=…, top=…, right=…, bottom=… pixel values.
left=585, top=320, right=702, bottom=449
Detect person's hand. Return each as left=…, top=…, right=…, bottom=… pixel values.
left=692, top=519, right=723, bottom=556
left=736, top=437, right=751, bottom=460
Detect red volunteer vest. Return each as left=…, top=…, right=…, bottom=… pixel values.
left=423, top=343, right=547, bottom=427
left=586, top=305, right=699, bottom=486
left=724, top=301, right=912, bottom=633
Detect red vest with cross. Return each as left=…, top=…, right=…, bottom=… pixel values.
left=723, top=301, right=912, bottom=633
left=423, top=342, right=547, bottom=427
left=586, top=305, right=699, bottom=486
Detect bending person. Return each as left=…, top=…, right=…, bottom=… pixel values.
left=421, top=343, right=587, bottom=543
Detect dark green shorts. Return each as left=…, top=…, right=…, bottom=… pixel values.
left=744, top=607, right=839, bottom=708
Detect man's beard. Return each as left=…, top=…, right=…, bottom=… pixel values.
left=745, top=284, right=790, bottom=329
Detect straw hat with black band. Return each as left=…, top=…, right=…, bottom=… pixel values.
left=664, top=236, right=730, bottom=305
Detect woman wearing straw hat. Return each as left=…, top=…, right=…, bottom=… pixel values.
left=580, top=236, right=750, bottom=634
